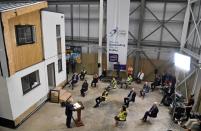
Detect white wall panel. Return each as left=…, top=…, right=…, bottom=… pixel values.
left=41, top=11, right=66, bottom=59
left=0, top=76, right=13, bottom=120
left=6, top=62, right=49, bottom=119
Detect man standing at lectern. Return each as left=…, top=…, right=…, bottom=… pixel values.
left=65, top=99, right=75, bottom=128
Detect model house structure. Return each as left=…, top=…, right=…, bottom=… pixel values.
left=0, top=1, right=66, bottom=128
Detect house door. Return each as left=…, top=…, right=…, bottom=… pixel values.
left=47, top=63, right=56, bottom=89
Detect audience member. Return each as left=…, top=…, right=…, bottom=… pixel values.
left=124, top=88, right=136, bottom=107
left=80, top=80, right=88, bottom=97
left=94, top=89, right=109, bottom=108
left=114, top=105, right=127, bottom=127
left=185, top=94, right=195, bottom=120
left=127, top=65, right=133, bottom=76
left=136, top=70, right=144, bottom=84
left=141, top=102, right=159, bottom=122
left=151, top=74, right=161, bottom=90
left=110, top=77, right=117, bottom=89
left=182, top=118, right=201, bottom=131
left=140, top=82, right=150, bottom=99
left=80, top=68, right=87, bottom=80
left=68, top=73, right=79, bottom=90
left=159, top=82, right=173, bottom=106
left=91, top=74, right=99, bottom=87
left=99, top=68, right=107, bottom=80
left=126, top=75, right=133, bottom=85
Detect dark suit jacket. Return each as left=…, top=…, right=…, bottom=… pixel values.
left=127, top=91, right=136, bottom=101
left=149, top=105, right=159, bottom=117
left=65, top=103, right=75, bottom=118
left=81, top=82, right=88, bottom=91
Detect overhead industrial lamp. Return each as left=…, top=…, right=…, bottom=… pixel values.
left=174, top=53, right=191, bottom=71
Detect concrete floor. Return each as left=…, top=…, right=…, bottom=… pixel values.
left=0, top=75, right=183, bottom=131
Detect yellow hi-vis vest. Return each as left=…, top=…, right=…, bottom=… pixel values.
left=127, top=76, right=133, bottom=82
left=102, top=91, right=108, bottom=100
left=117, top=111, right=127, bottom=121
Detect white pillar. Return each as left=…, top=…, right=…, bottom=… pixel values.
left=180, top=2, right=190, bottom=49
left=98, top=0, right=103, bottom=76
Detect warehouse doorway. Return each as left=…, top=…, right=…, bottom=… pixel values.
left=47, top=63, right=56, bottom=89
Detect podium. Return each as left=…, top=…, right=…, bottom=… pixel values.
left=73, top=101, right=84, bottom=127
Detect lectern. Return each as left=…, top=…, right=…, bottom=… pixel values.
left=73, top=101, right=84, bottom=127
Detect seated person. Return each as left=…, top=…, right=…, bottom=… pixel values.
left=80, top=68, right=87, bottom=80
left=114, top=105, right=127, bottom=127
left=141, top=102, right=159, bottom=122
left=161, top=71, right=168, bottom=86
left=80, top=80, right=88, bottom=97
left=69, top=73, right=79, bottom=90
left=110, top=77, right=117, bottom=89
left=94, top=89, right=109, bottom=108
left=91, top=74, right=99, bottom=87
left=99, top=68, right=107, bottom=80
left=126, top=75, right=133, bottom=85
left=120, top=75, right=133, bottom=88
left=159, top=82, right=173, bottom=106
left=184, top=94, right=195, bottom=120
left=182, top=117, right=201, bottom=131
left=139, top=82, right=150, bottom=98
left=127, top=66, right=133, bottom=76
left=136, top=71, right=144, bottom=84
left=151, top=74, right=161, bottom=90
left=124, top=88, right=136, bottom=107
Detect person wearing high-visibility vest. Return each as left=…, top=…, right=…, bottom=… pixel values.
left=94, top=89, right=109, bottom=108
left=114, top=105, right=127, bottom=126
left=126, top=75, right=133, bottom=85
left=111, top=77, right=117, bottom=89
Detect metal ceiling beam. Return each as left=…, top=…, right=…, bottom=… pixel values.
left=44, top=0, right=188, bottom=4
left=65, top=36, right=180, bottom=48
left=142, top=5, right=187, bottom=41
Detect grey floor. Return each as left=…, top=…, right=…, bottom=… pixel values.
left=0, top=75, right=183, bottom=131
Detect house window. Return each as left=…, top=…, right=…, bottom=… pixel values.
left=56, top=25, right=62, bottom=55
left=56, top=25, right=61, bottom=37
left=58, top=59, right=62, bottom=73
left=21, top=70, right=40, bottom=95
left=15, top=25, right=36, bottom=45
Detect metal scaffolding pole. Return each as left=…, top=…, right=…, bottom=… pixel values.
left=134, top=0, right=145, bottom=75
left=70, top=4, right=74, bottom=43
left=87, top=4, right=90, bottom=53
left=98, top=0, right=103, bottom=76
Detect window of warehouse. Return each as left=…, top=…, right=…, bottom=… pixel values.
left=15, top=25, right=36, bottom=45
left=56, top=25, right=62, bottom=55
left=58, top=58, right=63, bottom=73
left=21, top=70, right=40, bottom=95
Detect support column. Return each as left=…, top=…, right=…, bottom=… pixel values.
left=98, top=0, right=104, bottom=76
left=70, top=4, right=74, bottom=43
left=180, top=2, right=190, bottom=49
left=134, top=0, right=145, bottom=75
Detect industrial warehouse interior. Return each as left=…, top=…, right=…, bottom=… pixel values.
left=0, top=0, right=201, bottom=131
